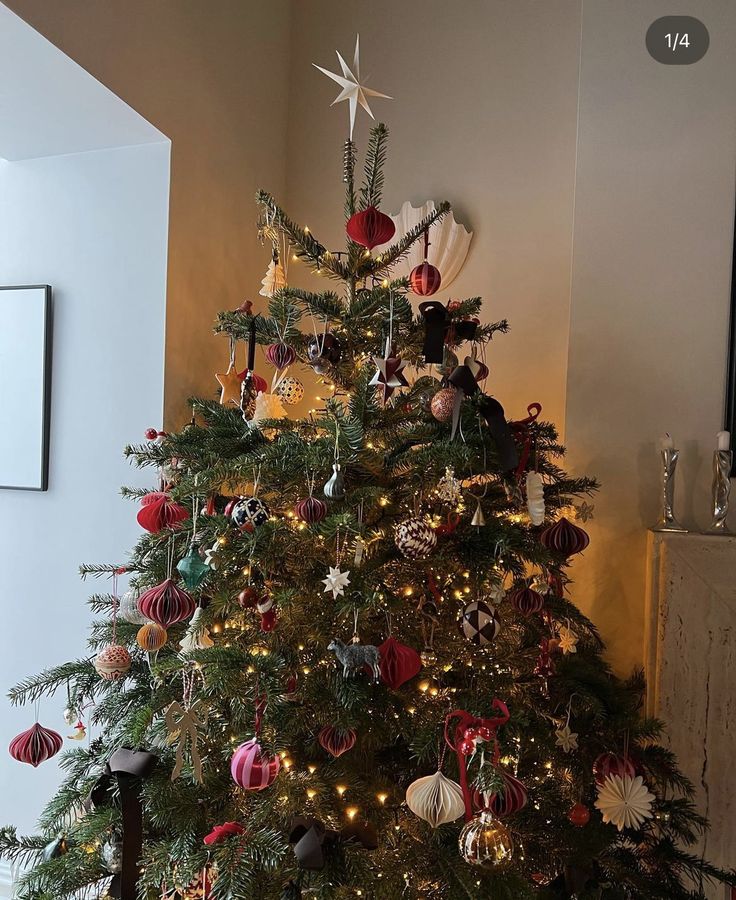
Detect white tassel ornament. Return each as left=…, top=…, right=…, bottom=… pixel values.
left=526, top=471, right=545, bottom=525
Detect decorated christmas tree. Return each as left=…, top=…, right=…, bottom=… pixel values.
left=2, top=40, right=733, bottom=900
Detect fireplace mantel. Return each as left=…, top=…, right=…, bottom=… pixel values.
left=645, top=530, right=736, bottom=898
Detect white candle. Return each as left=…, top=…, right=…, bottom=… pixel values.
left=717, top=430, right=730, bottom=451
left=660, top=433, right=674, bottom=451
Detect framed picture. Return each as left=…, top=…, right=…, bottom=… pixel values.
left=726, top=203, right=736, bottom=474
left=0, top=285, right=52, bottom=490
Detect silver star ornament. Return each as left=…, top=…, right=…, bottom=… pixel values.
left=313, top=35, right=392, bottom=139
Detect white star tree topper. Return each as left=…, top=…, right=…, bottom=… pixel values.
left=313, top=35, right=392, bottom=139
left=322, top=566, right=351, bottom=599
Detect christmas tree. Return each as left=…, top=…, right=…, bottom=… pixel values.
left=2, top=46, right=734, bottom=900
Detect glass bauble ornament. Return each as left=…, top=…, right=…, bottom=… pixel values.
left=102, top=835, right=123, bottom=874
left=176, top=546, right=210, bottom=590
left=458, top=812, right=513, bottom=868
left=119, top=589, right=147, bottom=625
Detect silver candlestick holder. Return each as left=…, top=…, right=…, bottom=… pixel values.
left=708, top=449, right=733, bottom=534
left=654, top=449, right=687, bottom=533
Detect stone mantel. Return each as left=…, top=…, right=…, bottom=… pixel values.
left=645, top=530, right=736, bottom=899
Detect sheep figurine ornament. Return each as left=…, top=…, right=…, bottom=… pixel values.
left=327, top=639, right=381, bottom=681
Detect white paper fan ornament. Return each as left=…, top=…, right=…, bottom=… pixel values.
left=375, top=200, right=472, bottom=289
left=406, top=770, right=465, bottom=827
left=594, top=774, right=655, bottom=832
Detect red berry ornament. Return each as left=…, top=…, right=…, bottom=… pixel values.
left=230, top=739, right=279, bottom=790
left=568, top=802, right=590, bottom=827
left=409, top=261, right=442, bottom=296
left=145, top=427, right=159, bottom=440
left=237, top=586, right=261, bottom=609
left=138, top=578, right=196, bottom=628
left=9, top=723, right=63, bottom=767
left=318, top=725, right=357, bottom=758
left=459, top=737, right=476, bottom=756
left=346, top=206, right=395, bottom=250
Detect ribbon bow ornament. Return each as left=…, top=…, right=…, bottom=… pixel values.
left=86, top=748, right=157, bottom=900
left=510, top=402, right=542, bottom=478
left=165, top=699, right=208, bottom=783
left=288, top=816, right=378, bottom=871
left=444, top=700, right=510, bottom=821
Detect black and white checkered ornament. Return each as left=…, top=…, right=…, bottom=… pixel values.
left=231, top=496, right=270, bottom=529
left=459, top=600, right=501, bottom=646
left=394, top=517, right=437, bottom=560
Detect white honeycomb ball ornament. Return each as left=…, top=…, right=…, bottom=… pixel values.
left=275, top=376, right=305, bottom=406
left=406, top=770, right=465, bottom=827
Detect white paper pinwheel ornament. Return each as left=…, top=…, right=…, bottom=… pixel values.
left=375, top=200, right=472, bottom=288
left=594, top=774, right=655, bottom=831
left=406, top=770, right=465, bottom=827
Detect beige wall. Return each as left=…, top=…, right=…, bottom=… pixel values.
left=6, top=0, right=293, bottom=428
left=285, top=0, right=583, bottom=432
left=566, top=0, right=736, bottom=671
left=6, top=0, right=736, bottom=673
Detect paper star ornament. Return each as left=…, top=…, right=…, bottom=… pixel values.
left=322, top=566, right=351, bottom=599
left=555, top=724, right=579, bottom=753
left=216, top=367, right=242, bottom=407
left=595, top=774, right=655, bottom=831
left=558, top=626, right=578, bottom=654
left=369, top=338, right=409, bottom=402
left=313, top=35, right=392, bottom=139
left=574, top=501, right=595, bottom=523
left=204, top=540, right=223, bottom=570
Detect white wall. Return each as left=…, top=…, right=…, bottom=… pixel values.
left=565, top=0, right=736, bottom=671
left=0, top=142, right=170, bottom=837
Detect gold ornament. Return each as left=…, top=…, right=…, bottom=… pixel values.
left=215, top=366, right=242, bottom=407
left=165, top=699, right=208, bottom=784
left=458, top=812, right=514, bottom=868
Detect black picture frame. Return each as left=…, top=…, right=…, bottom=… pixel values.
left=726, top=203, right=736, bottom=474
left=0, top=285, right=52, bottom=491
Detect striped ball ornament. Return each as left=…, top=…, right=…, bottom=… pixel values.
left=473, top=769, right=528, bottom=818
left=136, top=491, right=188, bottom=534
left=409, top=261, right=442, bottom=296
left=137, top=578, right=195, bottom=628
left=295, top=496, right=328, bottom=524
left=265, top=342, right=297, bottom=371
left=318, top=725, right=357, bottom=758
left=94, top=644, right=132, bottom=681
left=9, top=723, right=63, bottom=767
left=346, top=205, right=395, bottom=250
left=540, top=517, right=590, bottom=557
left=136, top=622, right=168, bottom=652
left=231, top=739, right=280, bottom=790
left=593, top=752, right=637, bottom=786
left=395, top=517, right=437, bottom=560
left=509, top=586, right=546, bottom=617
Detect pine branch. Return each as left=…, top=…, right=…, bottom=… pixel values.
left=359, top=123, right=388, bottom=210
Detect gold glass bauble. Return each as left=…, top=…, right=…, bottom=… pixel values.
left=458, top=812, right=514, bottom=868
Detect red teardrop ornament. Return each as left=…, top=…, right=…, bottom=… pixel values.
left=378, top=636, right=422, bottom=690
